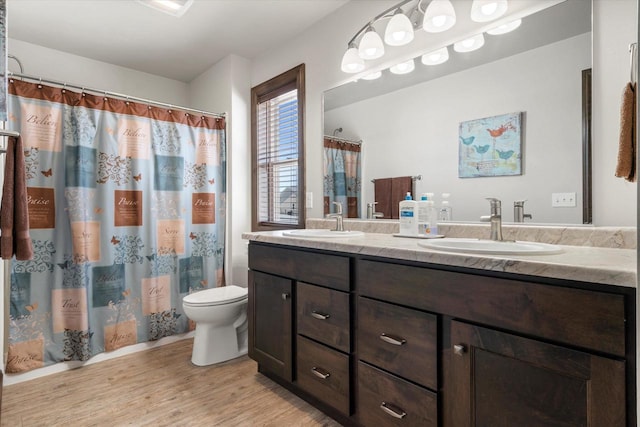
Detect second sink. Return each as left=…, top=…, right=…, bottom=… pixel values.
left=418, top=238, right=563, bottom=255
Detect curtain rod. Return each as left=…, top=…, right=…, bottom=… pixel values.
left=8, top=72, right=226, bottom=119
left=324, top=135, right=362, bottom=145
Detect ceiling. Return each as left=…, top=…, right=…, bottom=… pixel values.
left=6, top=0, right=349, bottom=82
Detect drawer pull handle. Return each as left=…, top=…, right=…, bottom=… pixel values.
left=281, top=292, right=290, bottom=301
left=380, top=402, right=407, bottom=419
left=311, top=311, right=330, bottom=320
left=454, top=344, right=466, bottom=356
left=380, top=333, right=407, bottom=346
left=311, top=366, right=331, bottom=380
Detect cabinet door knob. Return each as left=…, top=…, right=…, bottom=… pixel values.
left=454, top=344, right=466, bottom=356
left=380, top=333, right=407, bottom=346
left=281, top=292, right=290, bottom=301
left=311, top=311, right=330, bottom=320
left=311, top=366, right=330, bottom=379
left=380, top=401, right=407, bottom=419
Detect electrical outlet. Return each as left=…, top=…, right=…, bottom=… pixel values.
left=551, top=192, right=577, bottom=207
left=306, top=192, right=313, bottom=209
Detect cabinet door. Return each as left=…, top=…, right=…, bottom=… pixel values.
left=448, top=321, right=625, bottom=427
left=248, top=270, right=293, bottom=382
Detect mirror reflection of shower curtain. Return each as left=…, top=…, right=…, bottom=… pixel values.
left=5, top=79, right=226, bottom=373
left=323, top=137, right=361, bottom=218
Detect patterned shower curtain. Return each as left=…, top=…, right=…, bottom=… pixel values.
left=323, top=137, right=361, bottom=218
left=5, top=79, right=226, bottom=373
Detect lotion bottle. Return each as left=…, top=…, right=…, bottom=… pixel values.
left=425, top=193, right=439, bottom=236
left=417, top=193, right=431, bottom=235
left=399, top=192, right=418, bottom=236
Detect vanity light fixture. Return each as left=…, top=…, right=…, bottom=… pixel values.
left=341, top=44, right=366, bottom=73
left=136, top=0, right=194, bottom=17
left=361, top=71, right=383, bottom=80
left=385, top=8, right=415, bottom=46
left=390, top=59, right=415, bottom=75
left=423, top=0, right=457, bottom=33
left=358, top=27, right=385, bottom=60
left=470, top=0, right=508, bottom=22
left=454, top=33, right=485, bottom=52
left=486, top=18, right=521, bottom=35
left=421, top=46, right=449, bottom=65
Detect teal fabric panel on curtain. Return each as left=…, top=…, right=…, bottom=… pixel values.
left=323, top=137, right=361, bottom=218
left=5, top=79, right=226, bottom=373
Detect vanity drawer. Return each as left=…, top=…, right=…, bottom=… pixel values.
left=296, top=335, right=350, bottom=415
left=297, top=282, right=350, bottom=352
left=249, top=243, right=350, bottom=291
left=358, top=297, right=437, bottom=390
left=357, top=361, right=437, bottom=427
left=357, top=260, right=626, bottom=357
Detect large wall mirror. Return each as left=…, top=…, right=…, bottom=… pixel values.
left=323, top=0, right=591, bottom=224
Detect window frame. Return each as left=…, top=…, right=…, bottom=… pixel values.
left=251, top=64, right=305, bottom=231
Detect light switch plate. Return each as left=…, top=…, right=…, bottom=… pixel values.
left=306, top=192, right=313, bottom=209
left=552, top=192, right=576, bottom=207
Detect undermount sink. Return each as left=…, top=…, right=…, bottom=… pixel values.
left=282, top=229, right=365, bottom=238
left=417, top=238, right=563, bottom=255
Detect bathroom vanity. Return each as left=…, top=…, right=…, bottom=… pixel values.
left=245, top=228, right=636, bottom=426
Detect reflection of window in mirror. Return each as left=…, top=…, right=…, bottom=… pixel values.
left=251, top=64, right=306, bottom=231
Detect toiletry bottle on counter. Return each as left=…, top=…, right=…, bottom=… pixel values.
left=417, top=193, right=433, bottom=235
left=425, top=193, right=438, bottom=236
left=399, top=192, right=418, bottom=235
left=439, top=192, right=452, bottom=221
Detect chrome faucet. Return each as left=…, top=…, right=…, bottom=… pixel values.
left=481, top=198, right=504, bottom=241
left=326, top=201, right=344, bottom=231
left=514, top=200, right=533, bottom=222
left=366, top=202, right=384, bottom=219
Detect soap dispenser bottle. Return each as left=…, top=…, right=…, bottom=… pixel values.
left=399, top=192, right=418, bottom=236
left=417, top=193, right=432, bottom=235
left=425, top=193, right=438, bottom=236
left=439, top=193, right=452, bottom=221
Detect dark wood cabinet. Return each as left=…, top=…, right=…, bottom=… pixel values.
left=448, top=320, right=626, bottom=427
left=248, top=270, right=293, bottom=381
left=248, top=241, right=635, bottom=427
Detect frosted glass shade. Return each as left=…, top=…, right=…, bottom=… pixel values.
left=421, top=46, right=449, bottom=65
left=470, top=0, right=508, bottom=22
left=389, top=59, right=415, bottom=75
left=423, top=0, right=456, bottom=33
left=453, top=33, right=485, bottom=52
left=384, top=12, right=415, bottom=46
left=341, top=47, right=365, bottom=73
left=361, top=71, right=382, bottom=80
left=358, top=29, right=385, bottom=60
left=486, top=19, right=521, bottom=35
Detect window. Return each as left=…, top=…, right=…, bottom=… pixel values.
left=251, top=64, right=305, bottom=231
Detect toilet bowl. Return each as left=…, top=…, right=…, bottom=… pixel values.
left=182, top=285, right=248, bottom=366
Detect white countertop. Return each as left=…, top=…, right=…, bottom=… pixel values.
left=243, top=231, right=637, bottom=289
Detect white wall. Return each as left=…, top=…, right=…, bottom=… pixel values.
left=8, top=39, right=188, bottom=105
left=252, top=0, right=637, bottom=227
left=325, top=34, right=590, bottom=224
left=189, top=55, right=251, bottom=287
left=593, top=0, right=638, bottom=226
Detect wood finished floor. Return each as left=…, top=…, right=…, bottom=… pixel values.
left=1, top=339, right=342, bottom=427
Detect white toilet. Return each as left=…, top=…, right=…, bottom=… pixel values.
left=182, top=285, right=249, bottom=366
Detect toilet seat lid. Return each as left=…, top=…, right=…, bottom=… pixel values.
left=183, top=285, right=248, bottom=306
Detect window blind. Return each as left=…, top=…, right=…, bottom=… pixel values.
left=256, top=88, right=299, bottom=225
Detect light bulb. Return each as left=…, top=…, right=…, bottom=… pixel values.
left=470, top=0, right=507, bottom=22
left=358, top=29, right=385, bottom=60
left=341, top=47, right=365, bottom=73
left=421, top=46, right=449, bottom=65
left=389, top=59, right=415, bottom=75
left=453, top=33, right=485, bottom=52
left=486, top=19, right=521, bottom=35
left=423, top=0, right=456, bottom=33
left=384, top=10, right=414, bottom=46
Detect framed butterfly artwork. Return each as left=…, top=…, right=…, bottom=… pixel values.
left=458, top=112, right=523, bottom=178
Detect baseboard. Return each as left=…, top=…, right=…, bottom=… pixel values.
left=3, top=331, right=194, bottom=386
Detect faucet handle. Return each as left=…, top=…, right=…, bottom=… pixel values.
left=332, top=201, right=343, bottom=215
left=514, top=199, right=527, bottom=207
left=485, top=197, right=501, bottom=215
left=367, top=201, right=378, bottom=208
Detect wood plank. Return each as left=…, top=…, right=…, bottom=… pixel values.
left=1, top=339, right=342, bottom=427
